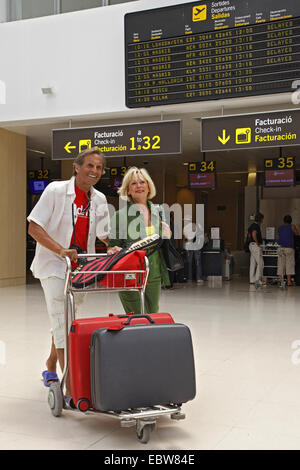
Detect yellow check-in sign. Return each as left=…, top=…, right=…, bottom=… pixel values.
left=79, top=139, right=92, bottom=152
left=192, top=5, right=207, bottom=22
left=265, top=159, right=273, bottom=168
left=236, top=128, right=251, bottom=144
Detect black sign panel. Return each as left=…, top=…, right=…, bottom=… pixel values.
left=27, top=169, right=50, bottom=180
left=125, top=0, right=300, bottom=108
left=188, top=161, right=215, bottom=172
left=52, top=121, right=181, bottom=160
left=201, top=109, right=300, bottom=151
left=264, top=156, right=295, bottom=170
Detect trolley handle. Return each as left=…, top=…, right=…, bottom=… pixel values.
left=63, top=253, right=106, bottom=296
left=123, top=314, right=155, bottom=325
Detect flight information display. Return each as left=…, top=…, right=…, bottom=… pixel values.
left=125, top=0, right=300, bottom=108
left=188, top=160, right=216, bottom=190
left=264, top=156, right=296, bottom=187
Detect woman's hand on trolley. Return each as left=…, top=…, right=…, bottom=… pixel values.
left=107, top=246, right=122, bottom=255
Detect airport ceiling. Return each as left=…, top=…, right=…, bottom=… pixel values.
left=4, top=92, right=300, bottom=175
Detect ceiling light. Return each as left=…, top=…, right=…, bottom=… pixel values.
left=27, top=148, right=46, bottom=155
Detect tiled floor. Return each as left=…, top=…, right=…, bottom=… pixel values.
left=1, top=278, right=300, bottom=450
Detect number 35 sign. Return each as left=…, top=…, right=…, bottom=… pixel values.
left=52, top=120, right=182, bottom=160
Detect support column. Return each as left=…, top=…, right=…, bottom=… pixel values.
left=0, top=128, right=26, bottom=286
left=61, top=159, right=73, bottom=180
left=0, top=0, right=8, bottom=22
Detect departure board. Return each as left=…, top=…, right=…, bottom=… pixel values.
left=125, top=0, right=300, bottom=108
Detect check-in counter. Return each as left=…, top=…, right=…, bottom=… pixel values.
left=202, top=240, right=233, bottom=281
left=202, top=239, right=226, bottom=278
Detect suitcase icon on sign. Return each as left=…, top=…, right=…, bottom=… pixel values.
left=79, top=139, right=92, bottom=152
left=235, top=128, right=251, bottom=144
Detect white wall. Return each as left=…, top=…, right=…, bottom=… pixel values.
left=0, top=0, right=189, bottom=124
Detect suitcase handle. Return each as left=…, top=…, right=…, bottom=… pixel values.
left=107, top=314, right=156, bottom=331
left=124, top=314, right=155, bottom=325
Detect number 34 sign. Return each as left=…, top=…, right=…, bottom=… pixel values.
left=188, top=161, right=216, bottom=173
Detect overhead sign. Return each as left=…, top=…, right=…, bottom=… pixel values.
left=27, top=169, right=50, bottom=180
left=188, top=161, right=215, bottom=173
left=52, top=120, right=182, bottom=160
left=264, top=156, right=295, bottom=170
left=201, top=110, right=300, bottom=152
left=125, top=0, right=300, bottom=108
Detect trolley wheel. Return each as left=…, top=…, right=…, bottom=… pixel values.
left=136, top=423, right=155, bottom=444
left=48, top=382, right=63, bottom=417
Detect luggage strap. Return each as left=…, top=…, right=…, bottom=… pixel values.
left=71, top=234, right=162, bottom=288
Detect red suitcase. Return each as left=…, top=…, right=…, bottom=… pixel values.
left=69, top=312, right=174, bottom=411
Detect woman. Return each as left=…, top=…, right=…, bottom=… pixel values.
left=277, top=215, right=299, bottom=286
left=109, top=167, right=171, bottom=314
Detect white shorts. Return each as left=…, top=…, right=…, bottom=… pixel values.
left=40, top=277, right=85, bottom=349
left=277, top=247, right=295, bottom=276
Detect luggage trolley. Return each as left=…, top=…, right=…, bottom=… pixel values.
left=47, top=254, right=186, bottom=444
left=262, top=243, right=285, bottom=287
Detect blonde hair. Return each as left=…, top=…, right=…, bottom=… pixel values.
left=118, top=167, right=156, bottom=201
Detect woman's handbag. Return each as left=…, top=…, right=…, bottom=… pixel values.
left=161, top=238, right=184, bottom=272
left=157, top=207, right=184, bottom=272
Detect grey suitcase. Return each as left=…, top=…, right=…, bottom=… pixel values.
left=90, top=321, right=196, bottom=411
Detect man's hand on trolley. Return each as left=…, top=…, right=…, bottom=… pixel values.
left=59, top=248, right=78, bottom=262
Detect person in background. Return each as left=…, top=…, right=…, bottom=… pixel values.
left=248, top=212, right=264, bottom=286
left=277, top=215, right=299, bottom=286
left=183, top=215, right=204, bottom=284
left=27, top=148, right=114, bottom=400
left=108, top=167, right=171, bottom=314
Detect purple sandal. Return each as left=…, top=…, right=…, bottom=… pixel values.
left=42, top=370, right=60, bottom=387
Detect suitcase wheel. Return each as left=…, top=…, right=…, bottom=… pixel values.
left=77, top=398, right=90, bottom=412
left=136, top=420, right=155, bottom=444
left=48, top=382, right=63, bottom=417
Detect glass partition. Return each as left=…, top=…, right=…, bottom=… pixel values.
left=8, top=0, right=138, bottom=22
left=10, top=0, right=55, bottom=21
left=109, top=0, right=137, bottom=4
left=61, top=0, right=101, bottom=13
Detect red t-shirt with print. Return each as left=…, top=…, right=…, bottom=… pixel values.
left=70, top=185, right=90, bottom=268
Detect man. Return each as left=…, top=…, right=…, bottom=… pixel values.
left=183, top=215, right=204, bottom=284
left=248, top=212, right=264, bottom=286
left=28, top=147, right=115, bottom=398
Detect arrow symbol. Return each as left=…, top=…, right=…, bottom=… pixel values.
left=64, top=141, right=76, bottom=153
left=218, top=129, right=230, bottom=145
